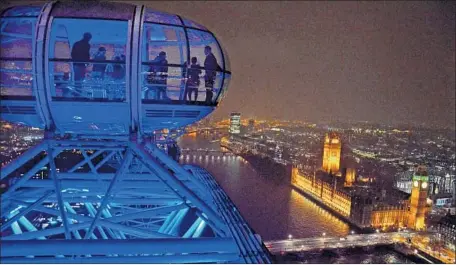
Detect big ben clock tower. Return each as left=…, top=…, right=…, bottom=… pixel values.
left=407, top=165, right=429, bottom=231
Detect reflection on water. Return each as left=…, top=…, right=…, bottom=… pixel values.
left=300, top=248, right=414, bottom=264
left=178, top=135, right=414, bottom=263
left=178, top=135, right=349, bottom=240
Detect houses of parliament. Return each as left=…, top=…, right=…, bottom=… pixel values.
left=291, top=132, right=429, bottom=231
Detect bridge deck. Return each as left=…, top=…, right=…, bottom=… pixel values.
left=264, top=232, right=416, bottom=253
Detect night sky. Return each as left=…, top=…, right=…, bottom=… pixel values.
left=2, top=1, right=455, bottom=128
left=145, top=1, right=455, bottom=128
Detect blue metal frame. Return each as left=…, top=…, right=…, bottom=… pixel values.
left=1, top=137, right=272, bottom=263
left=1, top=1, right=270, bottom=263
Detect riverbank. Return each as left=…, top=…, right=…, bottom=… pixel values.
left=291, top=183, right=364, bottom=233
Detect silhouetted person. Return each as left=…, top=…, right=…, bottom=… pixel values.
left=92, top=47, right=106, bottom=79
left=185, top=57, right=202, bottom=103
left=71, top=32, right=92, bottom=90
left=204, top=46, right=221, bottom=104
left=167, top=143, right=178, bottom=161
left=112, top=56, right=125, bottom=80
left=146, top=51, right=168, bottom=100
left=58, top=72, right=71, bottom=97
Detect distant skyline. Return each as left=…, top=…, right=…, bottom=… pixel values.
left=1, top=0, right=455, bottom=129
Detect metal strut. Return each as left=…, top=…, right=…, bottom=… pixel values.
left=0, top=138, right=272, bottom=263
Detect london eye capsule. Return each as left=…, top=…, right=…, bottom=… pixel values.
left=0, top=1, right=231, bottom=137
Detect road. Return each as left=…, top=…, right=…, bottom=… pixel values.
left=264, top=232, right=415, bottom=253
left=265, top=231, right=455, bottom=264
left=410, top=234, right=456, bottom=264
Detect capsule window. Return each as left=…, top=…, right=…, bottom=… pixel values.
left=48, top=18, right=128, bottom=101
left=187, top=29, right=224, bottom=72
left=0, top=17, right=36, bottom=97
left=142, top=23, right=187, bottom=65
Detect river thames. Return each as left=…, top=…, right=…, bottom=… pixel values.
left=178, top=135, right=413, bottom=263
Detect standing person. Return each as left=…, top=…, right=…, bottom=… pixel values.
left=71, top=32, right=92, bottom=92
left=92, top=47, right=107, bottom=80
left=146, top=51, right=168, bottom=100
left=203, top=46, right=221, bottom=104
left=112, top=56, right=125, bottom=80
left=186, top=57, right=202, bottom=103
left=181, top=60, right=190, bottom=101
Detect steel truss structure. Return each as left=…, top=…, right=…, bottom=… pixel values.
left=0, top=136, right=271, bottom=263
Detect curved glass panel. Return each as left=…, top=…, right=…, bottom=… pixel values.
left=220, top=44, right=231, bottom=72
left=187, top=29, right=224, bottom=71
left=0, top=18, right=35, bottom=58
left=141, top=66, right=185, bottom=102
left=183, top=18, right=207, bottom=31
left=143, top=8, right=182, bottom=25
left=49, top=18, right=128, bottom=101
left=0, top=17, right=36, bottom=97
left=216, top=73, right=230, bottom=103
left=0, top=61, right=33, bottom=96
left=175, top=66, right=223, bottom=105
left=142, top=23, right=187, bottom=65
left=1, top=6, right=42, bottom=17
left=51, top=1, right=135, bottom=20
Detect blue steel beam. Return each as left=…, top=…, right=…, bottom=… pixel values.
left=1, top=238, right=239, bottom=256
left=0, top=141, right=46, bottom=179
left=1, top=137, right=271, bottom=263
left=84, top=150, right=132, bottom=239
left=68, top=150, right=106, bottom=173
left=132, top=143, right=229, bottom=236
left=1, top=253, right=241, bottom=264
left=1, top=148, right=62, bottom=199
left=186, top=166, right=272, bottom=263
left=81, top=151, right=100, bottom=174
left=144, top=143, right=207, bottom=194
left=10, top=197, right=183, bottom=205
left=63, top=202, right=83, bottom=240
left=2, top=203, right=174, bottom=240
left=47, top=146, right=71, bottom=239
left=1, top=191, right=53, bottom=231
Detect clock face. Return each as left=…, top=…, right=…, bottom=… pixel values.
left=421, top=182, right=428, bottom=189
left=413, top=180, right=419, bottom=188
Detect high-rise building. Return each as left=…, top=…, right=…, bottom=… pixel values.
left=248, top=119, right=255, bottom=133
left=345, top=167, right=356, bottom=187
left=229, top=112, right=241, bottom=134
left=407, top=165, right=429, bottom=231
left=322, top=132, right=341, bottom=174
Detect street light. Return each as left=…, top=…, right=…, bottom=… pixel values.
left=322, top=232, right=326, bottom=237
left=351, top=230, right=355, bottom=235
left=288, top=234, right=293, bottom=240
left=376, top=229, right=380, bottom=233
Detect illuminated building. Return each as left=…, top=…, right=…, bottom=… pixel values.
left=291, top=168, right=351, bottom=217
left=292, top=167, right=411, bottom=230
left=322, top=132, right=341, bottom=174
left=248, top=119, right=255, bottom=133
left=345, top=168, right=356, bottom=187
left=229, top=112, right=241, bottom=134
left=437, top=213, right=456, bottom=251
left=370, top=204, right=408, bottom=229
left=407, top=165, right=430, bottom=231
